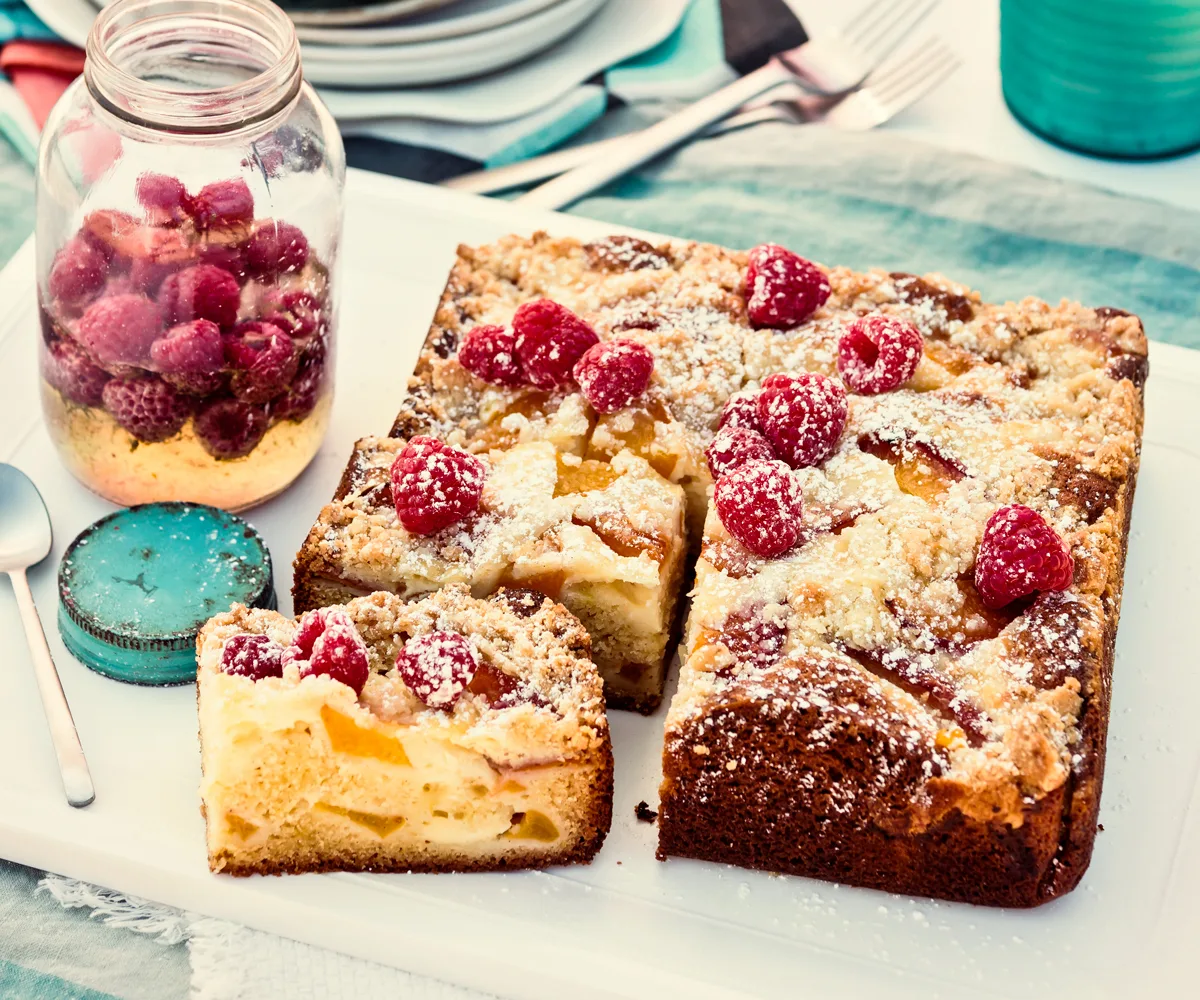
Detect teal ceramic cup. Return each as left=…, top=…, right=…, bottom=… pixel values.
left=1001, top=0, right=1200, bottom=158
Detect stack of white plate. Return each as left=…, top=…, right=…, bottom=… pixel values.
left=42, top=0, right=610, bottom=89
left=289, top=0, right=610, bottom=88
left=26, top=0, right=688, bottom=127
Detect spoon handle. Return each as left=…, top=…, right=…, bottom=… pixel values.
left=8, top=568, right=94, bottom=808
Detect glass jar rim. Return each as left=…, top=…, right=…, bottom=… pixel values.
left=85, top=0, right=302, bottom=136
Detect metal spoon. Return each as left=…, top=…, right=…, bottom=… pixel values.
left=0, top=464, right=94, bottom=807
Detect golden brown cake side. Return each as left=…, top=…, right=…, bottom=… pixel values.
left=658, top=467, right=1139, bottom=906
left=198, top=588, right=613, bottom=875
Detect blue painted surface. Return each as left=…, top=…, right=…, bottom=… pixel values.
left=56, top=503, right=274, bottom=685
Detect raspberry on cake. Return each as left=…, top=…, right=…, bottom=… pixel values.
left=456, top=324, right=524, bottom=387
left=572, top=339, right=655, bottom=414
left=197, top=588, right=613, bottom=875
left=704, top=424, right=775, bottom=479
left=744, top=243, right=830, bottom=329
left=293, top=436, right=687, bottom=713
left=389, top=435, right=486, bottom=535
left=512, top=298, right=599, bottom=388
left=837, top=314, right=924, bottom=394
left=712, top=460, right=804, bottom=558
left=755, top=372, right=848, bottom=469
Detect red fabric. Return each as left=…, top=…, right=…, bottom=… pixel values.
left=0, top=41, right=85, bottom=130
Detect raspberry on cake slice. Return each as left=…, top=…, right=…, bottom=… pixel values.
left=293, top=435, right=687, bottom=713
left=197, top=588, right=613, bottom=875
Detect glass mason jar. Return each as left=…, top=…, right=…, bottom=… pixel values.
left=36, top=0, right=344, bottom=510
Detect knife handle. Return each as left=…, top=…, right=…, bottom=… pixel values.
left=515, top=60, right=794, bottom=211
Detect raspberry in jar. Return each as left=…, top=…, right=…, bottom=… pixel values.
left=36, top=0, right=344, bottom=511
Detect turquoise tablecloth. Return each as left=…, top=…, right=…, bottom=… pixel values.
left=1, top=120, right=1198, bottom=999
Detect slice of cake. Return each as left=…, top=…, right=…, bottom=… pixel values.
left=293, top=435, right=687, bottom=713
left=657, top=267, right=1146, bottom=907
left=390, top=233, right=750, bottom=536
left=197, top=587, right=613, bottom=875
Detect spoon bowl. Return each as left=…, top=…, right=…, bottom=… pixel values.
left=0, top=463, right=53, bottom=572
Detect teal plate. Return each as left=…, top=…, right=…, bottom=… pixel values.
left=57, top=503, right=275, bottom=685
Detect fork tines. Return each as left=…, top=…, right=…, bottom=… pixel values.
left=865, top=37, right=960, bottom=108
left=841, top=0, right=941, bottom=62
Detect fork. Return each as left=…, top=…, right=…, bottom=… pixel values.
left=738, top=37, right=960, bottom=132
left=444, top=39, right=959, bottom=197
left=777, top=0, right=942, bottom=96
left=513, top=0, right=942, bottom=211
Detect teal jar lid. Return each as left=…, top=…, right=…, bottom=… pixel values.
left=57, top=503, right=275, bottom=685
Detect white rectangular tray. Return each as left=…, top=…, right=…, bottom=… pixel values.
left=1, top=171, right=1197, bottom=999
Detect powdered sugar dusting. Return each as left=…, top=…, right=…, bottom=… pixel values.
left=302, top=232, right=1144, bottom=877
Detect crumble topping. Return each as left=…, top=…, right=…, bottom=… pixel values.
left=301, top=437, right=684, bottom=597
left=198, top=588, right=606, bottom=764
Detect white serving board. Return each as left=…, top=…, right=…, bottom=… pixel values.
left=1, top=171, right=1198, bottom=999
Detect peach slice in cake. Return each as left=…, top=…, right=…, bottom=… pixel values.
left=197, top=588, right=612, bottom=875
left=293, top=437, right=687, bottom=713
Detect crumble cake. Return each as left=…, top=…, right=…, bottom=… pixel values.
left=293, top=436, right=687, bottom=713
left=293, top=230, right=1145, bottom=904
left=658, top=274, right=1146, bottom=907
left=197, top=587, right=613, bottom=875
